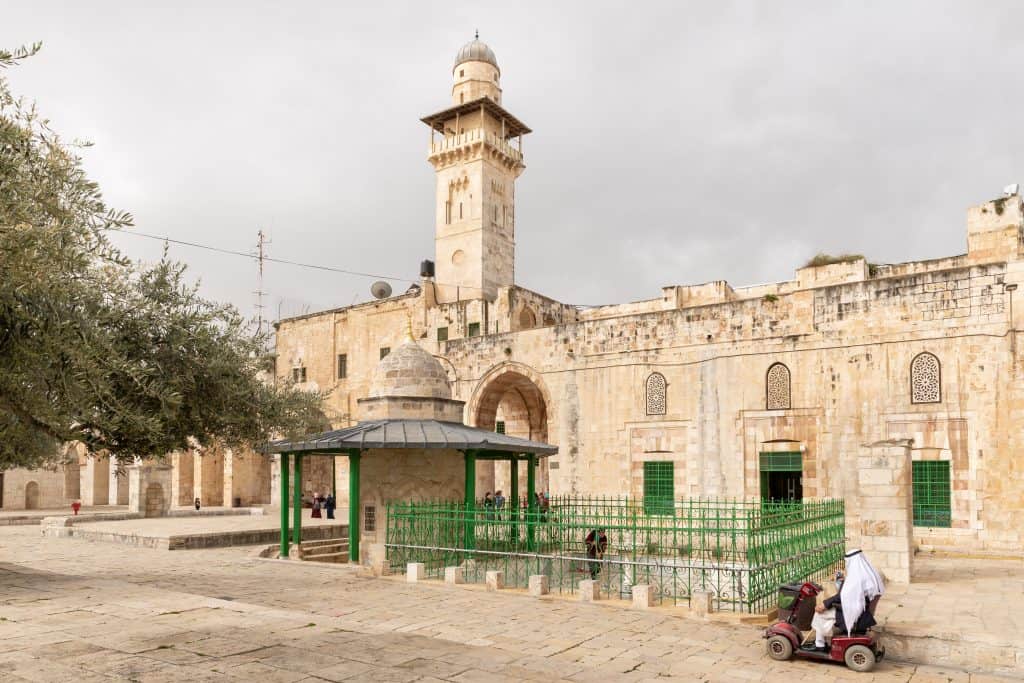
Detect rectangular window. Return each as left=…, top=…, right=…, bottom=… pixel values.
left=292, top=367, right=306, bottom=383
left=912, top=460, right=951, bottom=527
left=379, top=347, right=390, bottom=360
left=467, top=322, right=480, bottom=338
left=643, top=461, right=674, bottom=516
left=437, top=326, right=448, bottom=342
left=495, top=421, right=505, bottom=434
left=337, top=354, right=347, bottom=380
left=364, top=505, right=376, bottom=532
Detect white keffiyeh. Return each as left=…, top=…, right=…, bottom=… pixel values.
left=839, top=549, right=884, bottom=634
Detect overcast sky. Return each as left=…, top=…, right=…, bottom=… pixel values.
left=4, top=2, right=1022, bottom=318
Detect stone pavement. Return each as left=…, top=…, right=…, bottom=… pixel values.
left=0, top=526, right=1018, bottom=683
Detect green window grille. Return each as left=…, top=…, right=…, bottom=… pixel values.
left=437, top=326, right=448, bottom=342
left=759, top=452, right=802, bottom=472
left=337, top=354, right=347, bottom=379
left=495, top=421, right=505, bottom=434
left=912, top=460, right=951, bottom=527
left=379, top=347, right=390, bottom=360
left=467, top=322, right=481, bottom=338
left=643, top=461, right=674, bottom=515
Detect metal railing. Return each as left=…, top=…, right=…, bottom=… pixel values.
left=385, top=496, right=845, bottom=613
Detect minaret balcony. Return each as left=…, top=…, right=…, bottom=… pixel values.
left=428, top=128, right=523, bottom=165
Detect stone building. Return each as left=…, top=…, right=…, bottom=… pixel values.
left=272, top=36, right=1024, bottom=558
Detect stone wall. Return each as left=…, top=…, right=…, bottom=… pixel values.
left=275, top=194, right=1024, bottom=555
left=357, top=448, right=465, bottom=569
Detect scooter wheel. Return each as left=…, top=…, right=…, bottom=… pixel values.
left=766, top=635, right=793, bottom=661
left=844, top=644, right=876, bottom=672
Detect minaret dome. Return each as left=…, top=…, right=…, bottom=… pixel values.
left=452, top=32, right=501, bottom=105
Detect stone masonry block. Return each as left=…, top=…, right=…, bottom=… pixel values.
left=485, top=570, right=504, bottom=591
left=691, top=589, right=714, bottom=616
left=444, top=566, right=464, bottom=585
left=528, top=574, right=549, bottom=597
left=407, top=562, right=425, bottom=582
left=579, top=579, right=600, bottom=602
left=632, top=584, right=654, bottom=609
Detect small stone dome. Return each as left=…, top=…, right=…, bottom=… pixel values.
left=368, top=340, right=451, bottom=400
left=455, top=35, right=498, bottom=71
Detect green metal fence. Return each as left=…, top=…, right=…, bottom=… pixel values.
left=385, top=495, right=844, bottom=613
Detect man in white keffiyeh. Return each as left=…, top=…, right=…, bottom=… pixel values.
left=809, top=550, right=885, bottom=650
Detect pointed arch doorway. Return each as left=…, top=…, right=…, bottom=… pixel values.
left=469, top=363, right=552, bottom=496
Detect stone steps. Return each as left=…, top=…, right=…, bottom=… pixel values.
left=298, top=538, right=348, bottom=563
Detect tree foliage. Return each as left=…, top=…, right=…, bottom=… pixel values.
left=0, top=44, right=327, bottom=469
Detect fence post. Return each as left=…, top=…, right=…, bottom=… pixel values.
left=463, top=450, right=476, bottom=550
left=527, top=454, right=536, bottom=550
left=510, top=456, right=519, bottom=544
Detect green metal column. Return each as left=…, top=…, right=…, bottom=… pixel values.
left=292, top=454, right=302, bottom=547
left=527, top=454, right=536, bottom=550
left=463, top=450, right=476, bottom=550
left=348, top=449, right=360, bottom=563
left=332, top=455, right=337, bottom=499
left=510, top=456, right=519, bottom=543
left=280, top=453, right=290, bottom=557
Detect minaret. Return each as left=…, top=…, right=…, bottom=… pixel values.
left=421, top=34, right=530, bottom=302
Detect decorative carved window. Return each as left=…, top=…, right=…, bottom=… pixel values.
left=910, top=352, right=941, bottom=404
left=645, top=372, right=667, bottom=415
left=766, top=363, right=791, bottom=410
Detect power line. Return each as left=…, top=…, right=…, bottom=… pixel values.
left=103, top=226, right=609, bottom=309
left=103, top=227, right=438, bottom=288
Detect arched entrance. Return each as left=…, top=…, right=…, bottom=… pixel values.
left=144, top=483, right=165, bottom=517
left=469, top=363, right=552, bottom=495
left=24, top=481, right=39, bottom=510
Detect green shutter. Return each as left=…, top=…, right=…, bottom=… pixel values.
left=759, top=452, right=802, bottom=472
left=437, top=326, right=448, bottom=342
left=643, top=461, right=674, bottom=516
left=912, top=461, right=951, bottom=527
left=467, top=322, right=480, bottom=337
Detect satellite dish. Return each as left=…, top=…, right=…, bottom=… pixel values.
left=370, top=281, right=393, bottom=299
left=1004, top=183, right=1020, bottom=197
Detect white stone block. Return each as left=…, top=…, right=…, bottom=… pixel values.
left=528, top=574, right=549, bottom=596
left=632, top=584, right=654, bottom=609
left=485, top=570, right=504, bottom=591
left=579, top=579, right=600, bottom=602
left=444, top=566, right=464, bottom=585
left=406, top=562, right=425, bottom=582
left=691, top=589, right=714, bottom=616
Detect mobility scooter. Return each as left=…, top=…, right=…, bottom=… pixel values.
left=763, top=581, right=884, bottom=672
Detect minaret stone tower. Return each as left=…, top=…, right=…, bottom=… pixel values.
left=421, top=34, right=530, bottom=302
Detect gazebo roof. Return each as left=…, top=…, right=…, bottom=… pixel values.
left=263, top=419, right=557, bottom=457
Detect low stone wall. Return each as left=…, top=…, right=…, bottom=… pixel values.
left=43, top=517, right=346, bottom=550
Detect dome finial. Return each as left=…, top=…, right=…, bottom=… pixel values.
left=475, top=29, right=479, bottom=40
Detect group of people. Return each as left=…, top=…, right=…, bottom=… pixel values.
left=310, top=492, right=336, bottom=519
left=480, top=490, right=551, bottom=519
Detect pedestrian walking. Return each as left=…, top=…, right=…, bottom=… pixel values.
left=585, top=527, right=608, bottom=580
left=325, top=493, right=336, bottom=520
left=311, top=492, right=322, bottom=519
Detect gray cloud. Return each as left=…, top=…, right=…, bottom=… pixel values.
left=4, top=1, right=1022, bottom=316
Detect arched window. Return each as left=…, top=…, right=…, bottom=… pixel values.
left=766, top=363, right=791, bottom=410
left=910, top=352, right=941, bottom=404
left=646, top=372, right=667, bottom=415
